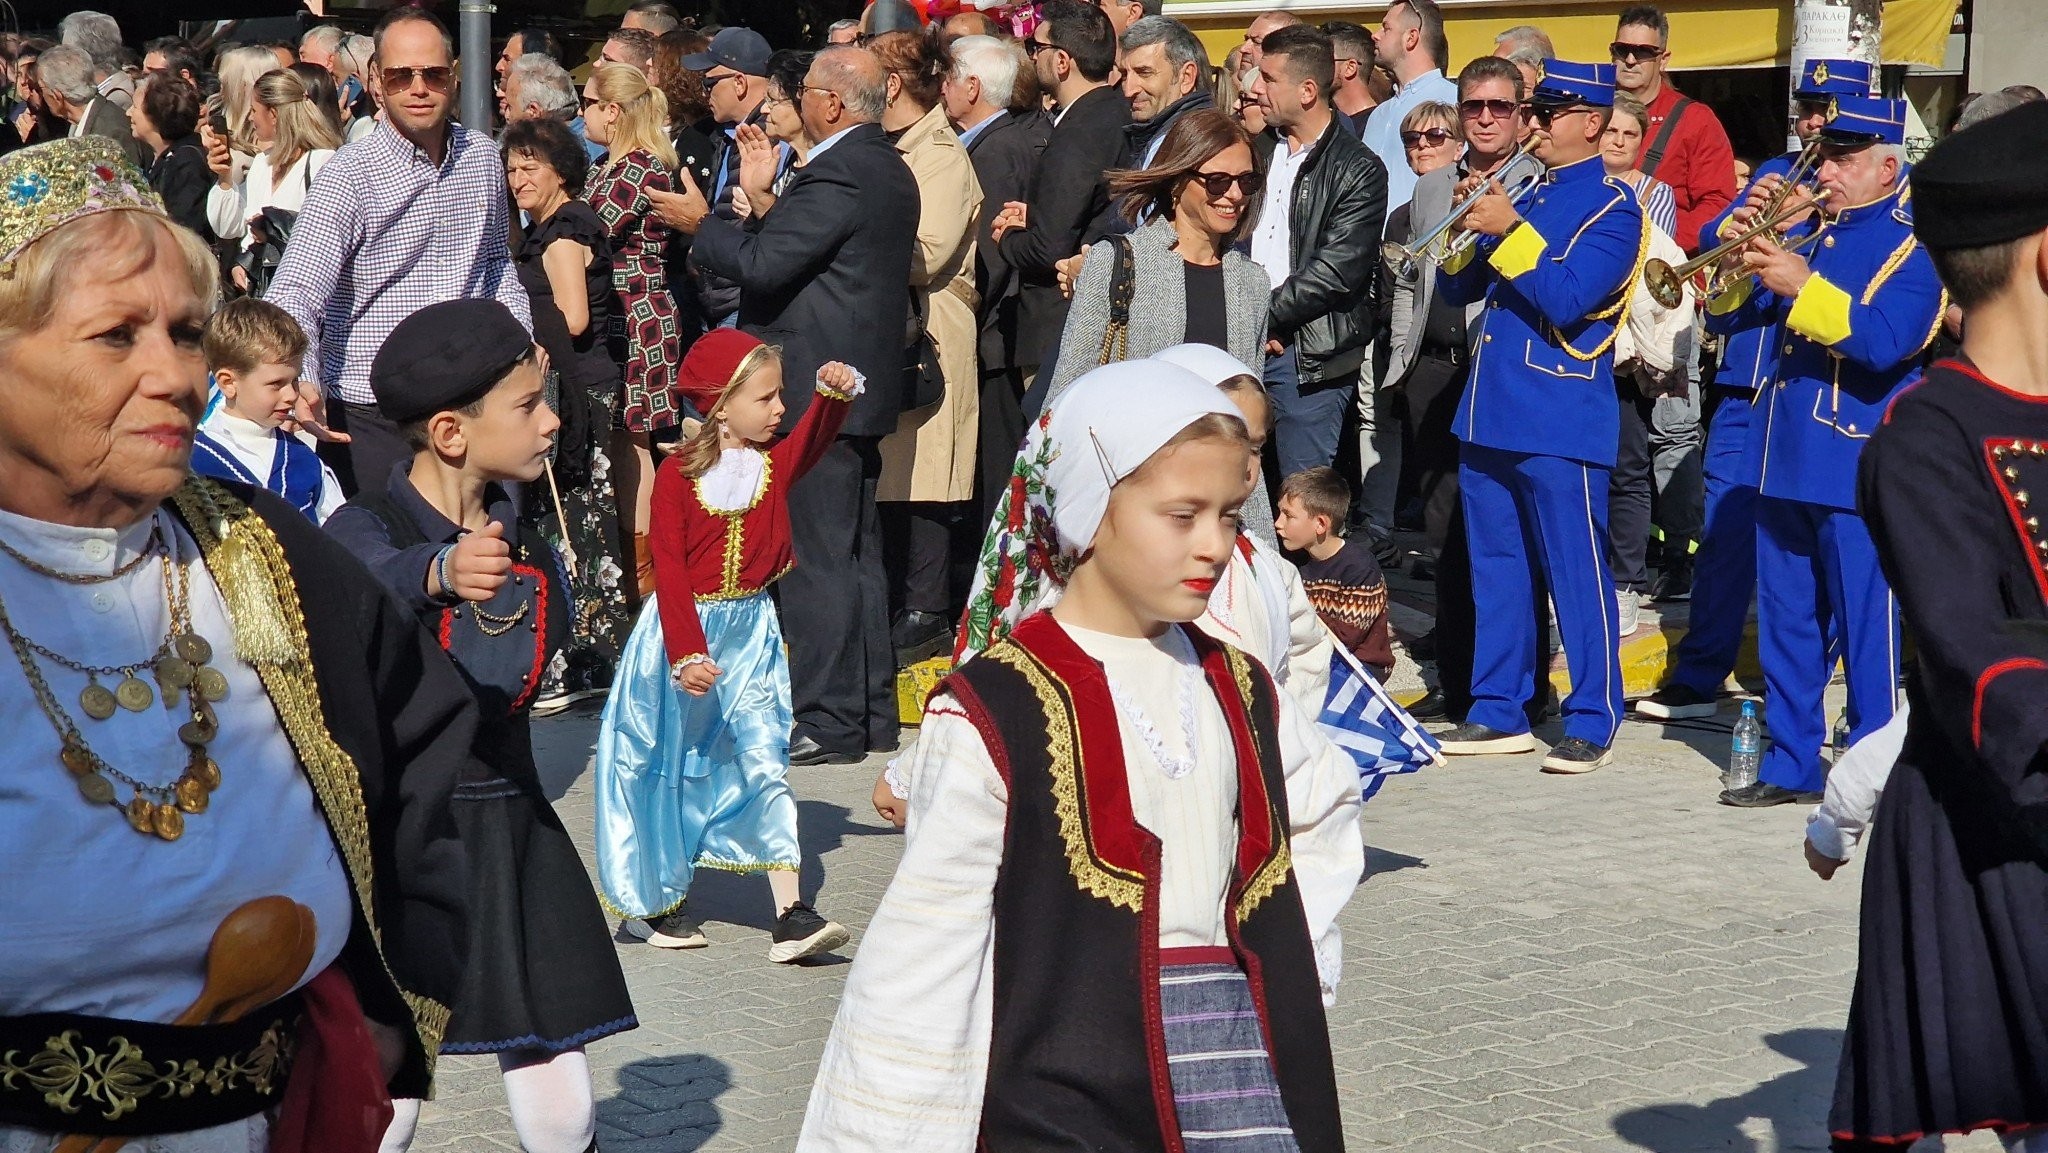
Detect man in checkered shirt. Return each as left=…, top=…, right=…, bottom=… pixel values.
left=267, top=7, right=531, bottom=496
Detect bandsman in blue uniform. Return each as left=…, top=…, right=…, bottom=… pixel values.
left=1431, top=60, right=1645, bottom=773
left=1719, top=96, right=1946, bottom=807
left=1637, top=57, right=1873, bottom=721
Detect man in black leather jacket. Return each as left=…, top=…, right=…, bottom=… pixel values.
left=1248, top=24, right=1388, bottom=479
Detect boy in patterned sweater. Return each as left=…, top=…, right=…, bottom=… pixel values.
left=1275, top=467, right=1394, bottom=681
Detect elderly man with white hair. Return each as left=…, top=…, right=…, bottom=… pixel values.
left=57, top=9, right=130, bottom=109
left=502, top=52, right=605, bottom=162
left=944, top=34, right=1050, bottom=524
left=34, top=43, right=146, bottom=167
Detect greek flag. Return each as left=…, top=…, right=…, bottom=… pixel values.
left=1317, top=646, right=1442, bottom=800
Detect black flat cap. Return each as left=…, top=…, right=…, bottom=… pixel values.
left=1912, top=99, right=2048, bottom=251
left=370, top=300, right=532, bottom=424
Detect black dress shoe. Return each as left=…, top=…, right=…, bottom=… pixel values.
left=892, top=610, right=952, bottom=667
left=1405, top=689, right=1449, bottom=721
left=789, top=735, right=861, bottom=766
left=1408, top=630, right=1437, bottom=661
left=1717, top=782, right=1823, bottom=808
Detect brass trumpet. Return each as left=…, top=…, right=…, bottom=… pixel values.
left=1643, top=188, right=1832, bottom=310
left=1380, top=143, right=1540, bottom=281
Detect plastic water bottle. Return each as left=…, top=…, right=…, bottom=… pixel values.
left=1829, top=709, right=1850, bottom=766
left=1727, top=701, right=1762, bottom=792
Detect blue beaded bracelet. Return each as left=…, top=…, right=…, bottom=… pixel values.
left=433, top=544, right=456, bottom=600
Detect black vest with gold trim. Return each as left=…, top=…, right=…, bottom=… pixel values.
left=943, top=613, right=1344, bottom=1153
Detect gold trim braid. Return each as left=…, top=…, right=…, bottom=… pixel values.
left=1222, top=647, right=1292, bottom=925
left=982, top=643, right=1145, bottom=911
left=170, top=478, right=451, bottom=1067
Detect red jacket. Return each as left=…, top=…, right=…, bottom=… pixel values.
left=649, top=377, right=853, bottom=665
left=1638, top=84, right=1737, bottom=253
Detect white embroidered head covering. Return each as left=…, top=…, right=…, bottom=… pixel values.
left=1148, top=344, right=1280, bottom=550
left=954, top=360, right=1240, bottom=661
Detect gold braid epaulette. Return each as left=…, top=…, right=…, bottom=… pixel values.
left=169, top=478, right=451, bottom=1070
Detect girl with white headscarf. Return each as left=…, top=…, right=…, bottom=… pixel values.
left=800, top=361, right=1363, bottom=1153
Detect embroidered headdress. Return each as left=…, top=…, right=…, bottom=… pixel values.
left=0, top=137, right=163, bottom=274
left=955, top=359, right=1240, bottom=661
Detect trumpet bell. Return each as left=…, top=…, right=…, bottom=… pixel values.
left=1642, top=258, right=1687, bottom=310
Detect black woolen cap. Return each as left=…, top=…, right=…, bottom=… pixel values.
left=370, top=300, right=532, bottom=424
left=1912, top=100, right=2048, bottom=251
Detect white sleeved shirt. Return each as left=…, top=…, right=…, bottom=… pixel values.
left=206, top=148, right=334, bottom=249
left=1806, top=702, right=1908, bottom=861
left=800, top=619, right=1363, bottom=1153
left=1198, top=534, right=1337, bottom=718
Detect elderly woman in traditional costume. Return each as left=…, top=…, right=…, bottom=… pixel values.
left=0, top=137, right=469, bottom=1153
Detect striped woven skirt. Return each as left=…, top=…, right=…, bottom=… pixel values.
left=1161, top=947, right=1303, bottom=1152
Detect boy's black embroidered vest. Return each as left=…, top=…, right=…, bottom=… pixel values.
left=943, top=613, right=1344, bottom=1153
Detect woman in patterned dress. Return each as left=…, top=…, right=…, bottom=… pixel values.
left=582, top=61, right=681, bottom=596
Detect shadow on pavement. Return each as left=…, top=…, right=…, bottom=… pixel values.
left=1363, top=845, right=1427, bottom=882
left=601, top=1053, right=731, bottom=1150
left=671, top=799, right=876, bottom=962
left=1609, top=1027, right=1842, bottom=1152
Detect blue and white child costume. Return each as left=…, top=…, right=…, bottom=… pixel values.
left=190, top=409, right=343, bottom=523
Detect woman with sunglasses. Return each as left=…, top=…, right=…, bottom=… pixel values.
left=1383, top=101, right=1460, bottom=262
left=1040, top=108, right=1270, bottom=411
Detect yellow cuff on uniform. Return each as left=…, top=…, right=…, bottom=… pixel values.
left=1439, top=237, right=1477, bottom=276
left=1488, top=221, right=1548, bottom=279
left=1786, top=272, right=1853, bottom=346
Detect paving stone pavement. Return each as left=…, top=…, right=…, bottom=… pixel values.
left=410, top=693, right=1993, bottom=1153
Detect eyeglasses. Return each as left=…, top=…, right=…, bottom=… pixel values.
left=580, top=93, right=606, bottom=109
left=1024, top=39, right=1059, bottom=57
left=795, top=82, right=841, bottom=104
left=704, top=71, right=742, bottom=90
left=1458, top=98, right=1518, bottom=120
left=1401, top=127, right=1454, bottom=148
left=381, top=65, right=453, bottom=93
left=761, top=92, right=789, bottom=110
left=1190, top=169, right=1264, bottom=196
left=1608, top=42, right=1665, bottom=64
left=1528, top=104, right=1591, bottom=127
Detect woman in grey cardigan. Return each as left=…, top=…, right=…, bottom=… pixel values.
left=1041, top=109, right=1271, bottom=409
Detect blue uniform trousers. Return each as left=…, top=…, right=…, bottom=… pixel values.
left=1754, top=495, right=1899, bottom=793
left=1669, top=389, right=1758, bottom=695
left=1460, top=442, right=1624, bottom=746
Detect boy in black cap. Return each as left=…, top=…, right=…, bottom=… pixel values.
left=1828, top=99, right=2048, bottom=1153
left=326, top=299, right=636, bottom=1153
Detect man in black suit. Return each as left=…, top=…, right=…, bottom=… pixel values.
left=687, top=47, right=921, bottom=764
left=944, top=33, right=1049, bottom=524
left=990, top=0, right=1129, bottom=377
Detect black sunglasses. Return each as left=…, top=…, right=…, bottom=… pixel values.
left=1190, top=169, right=1263, bottom=196
left=703, top=71, right=742, bottom=89
left=1401, top=128, right=1454, bottom=147
left=1609, top=41, right=1665, bottom=63
left=1458, top=98, right=1518, bottom=120
left=1025, top=38, right=1060, bottom=57
left=1528, top=103, right=1591, bottom=127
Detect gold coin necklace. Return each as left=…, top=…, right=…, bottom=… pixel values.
left=0, top=533, right=225, bottom=841
left=4, top=534, right=179, bottom=718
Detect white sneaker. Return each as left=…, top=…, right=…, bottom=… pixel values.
left=1617, top=589, right=1641, bottom=638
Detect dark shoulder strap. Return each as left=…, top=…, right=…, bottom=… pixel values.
left=1640, top=95, right=1692, bottom=179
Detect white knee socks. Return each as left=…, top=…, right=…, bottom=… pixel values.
left=500, top=1047, right=597, bottom=1153
left=376, top=1048, right=595, bottom=1153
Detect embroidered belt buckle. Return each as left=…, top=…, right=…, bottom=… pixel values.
left=0, top=995, right=301, bottom=1137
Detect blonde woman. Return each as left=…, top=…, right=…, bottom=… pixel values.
left=217, top=45, right=278, bottom=156
left=582, top=61, right=681, bottom=594
left=206, top=67, right=342, bottom=294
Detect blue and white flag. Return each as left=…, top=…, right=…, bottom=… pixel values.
left=1318, top=645, right=1441, bottom=800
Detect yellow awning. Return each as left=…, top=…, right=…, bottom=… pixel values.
left=1181, top=0, right=1959, bottom=71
